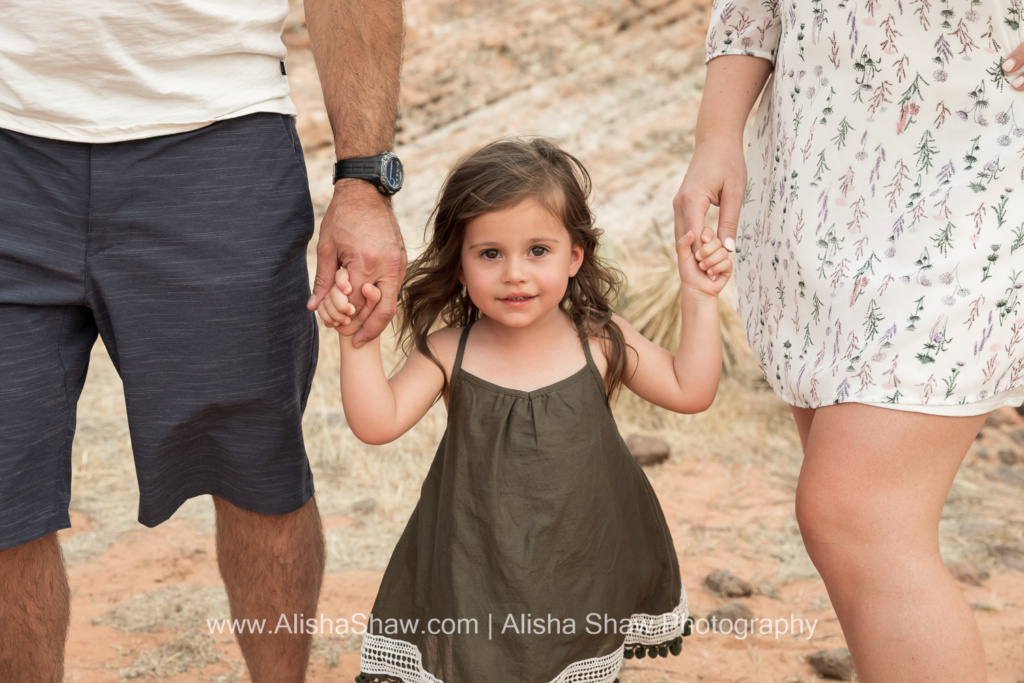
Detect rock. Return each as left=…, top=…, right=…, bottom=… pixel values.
left=321, top=411, right=348, bottom=428
left=959, top=519, right=1004, bottom=537
left=985, top=467, right=1024, bottom=488
left=626, top=434, right=670, bottom=466
left=704, top=570, right=754, bottom=598
left=808, top=648, right=856, bottom=681
left=946, top=561, right=990, bottom=586
left=758, top=581, right=782, bottom=600
left=972, top=447, right=990, bottom=461
left=351, top=498, right=377, bottom=516
left=706, top=600, right=754, bottom=625
left=1009, top=427, right=1024, bottom=447
left=998, top=449, right=1019, bottom=466
left=986, top=407, right=1018, bottom=428
left=990, top=543, right=1024, bottom=572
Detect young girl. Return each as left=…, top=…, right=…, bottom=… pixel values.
left=319, top=138, right=732, bottom=683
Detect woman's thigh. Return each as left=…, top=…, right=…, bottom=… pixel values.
left=794, top=403, right=985, bottom=550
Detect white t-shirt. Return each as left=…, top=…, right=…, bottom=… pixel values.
left=0, top=0, right=297, bottom=142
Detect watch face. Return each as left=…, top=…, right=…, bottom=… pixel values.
left=379, top=153, right=404, bottom=194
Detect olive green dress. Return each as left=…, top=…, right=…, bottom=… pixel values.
left=357, top=324, right=689, bottom=683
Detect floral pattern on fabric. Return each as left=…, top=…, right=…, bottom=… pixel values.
left=707, top=0, right=1024, bottom=408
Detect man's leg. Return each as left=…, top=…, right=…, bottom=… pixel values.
left=0, top=534, right=70, bottom=683
left=81, top=114, right=321, bottom=680
left=215, top=496, right=325, bottom=683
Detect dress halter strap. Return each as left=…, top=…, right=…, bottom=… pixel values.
left=580, top=331, right=597, bottom=366
left=574, top=316, right=609, bottom=400
left=451, top=323, right=473, bottom=381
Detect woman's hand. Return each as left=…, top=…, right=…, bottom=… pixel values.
left=1004, top=43, right=1024, bottom=89
left=672, top=135, right=748, bottom=254
left=674, top=54, right=772, bottom=253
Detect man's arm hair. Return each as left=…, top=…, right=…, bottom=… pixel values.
left=305, top=0, right=404, bottom=157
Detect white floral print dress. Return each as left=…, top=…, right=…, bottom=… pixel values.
left=707, top=0, right=1024, bottom=413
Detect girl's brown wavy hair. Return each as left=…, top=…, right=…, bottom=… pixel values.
left=397, top=137, right=630, bottom=402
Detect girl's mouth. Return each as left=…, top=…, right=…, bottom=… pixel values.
left=500, top=295, right=536, bottom=306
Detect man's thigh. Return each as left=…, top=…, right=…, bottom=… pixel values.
left=0, top=128, right=96, bottom=549
left=85, top=113, right=319, bottom=527
left=0, top=115, right=319, bottom=545
left=0, top=305, right=97, bottom=549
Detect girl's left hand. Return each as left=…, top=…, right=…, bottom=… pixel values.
left=1005, top=44, right=1024, bottom=89
left=676, top=227, right=733, bottom=297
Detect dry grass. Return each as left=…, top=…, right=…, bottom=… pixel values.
left=94, top=585, right=230, bottom=633
left=119, top=628, right=219, bottom=680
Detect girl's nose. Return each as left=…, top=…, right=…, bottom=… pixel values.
left=502, top=257, right=526, bottom=282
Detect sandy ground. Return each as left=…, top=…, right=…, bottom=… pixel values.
left=55, top=1, right=1024, bottom=682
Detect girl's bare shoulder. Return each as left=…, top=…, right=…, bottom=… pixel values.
left=423, top=326, right=466, bottom=376
left=585, top=312, right=638, bottom=347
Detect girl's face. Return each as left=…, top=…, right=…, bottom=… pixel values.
left=458, top=198, right=584, bottom=330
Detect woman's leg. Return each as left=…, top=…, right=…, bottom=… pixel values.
left=790, top=405, right=815, bottom=451
left=792, top=403, right=986, bottom=682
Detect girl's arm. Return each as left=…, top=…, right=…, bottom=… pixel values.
left=339, top=335, right=448, bottom=445
left=333, top=280, right=452, bottom=445
left=617, top=231, right=733, bottom=414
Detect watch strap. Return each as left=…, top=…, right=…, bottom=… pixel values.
left=334, top=156, right=381, bottom=182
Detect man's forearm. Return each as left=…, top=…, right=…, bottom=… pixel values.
left=306, top=0, right=403, bottom=158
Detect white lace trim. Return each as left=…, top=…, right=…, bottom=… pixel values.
left=360, top=632, right=443, bottom=683
left=359, top=588, right=689, bottom=683
left=622, top=586, right=689, bottom=647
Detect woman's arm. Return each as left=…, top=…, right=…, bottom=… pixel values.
left=675, top=0, right=781, bottom=247
left=674, top=56, right=774, bottom=248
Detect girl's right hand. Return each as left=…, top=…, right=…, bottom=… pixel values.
left=334, top=280, right=383, bottom=338
left=318, top=267, right=383, bottom=337
left=672, top=136, right=748, bottom=254
left=318, top=267, right=357, bottom=329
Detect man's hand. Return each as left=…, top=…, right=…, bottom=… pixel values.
left=307, top=180, right=406, bottom=347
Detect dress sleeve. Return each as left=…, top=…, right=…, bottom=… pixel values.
left=705, top=0, right=782, bottom=65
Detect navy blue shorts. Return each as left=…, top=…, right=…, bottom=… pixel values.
left=0, top=113, right=318, bottom=549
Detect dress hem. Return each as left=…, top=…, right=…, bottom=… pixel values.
left=356, top=595, right=689, bottom=683
left=768, top=382, right=1024, bottom=417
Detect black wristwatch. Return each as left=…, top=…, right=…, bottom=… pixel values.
left=332, top=152, right=404, bottom=195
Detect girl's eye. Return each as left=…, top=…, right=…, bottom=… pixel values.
left=482, top=249, right=500, bottom=260
left=529, top=246, right=548, bottom=257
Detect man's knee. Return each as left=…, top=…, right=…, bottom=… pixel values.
left=214, top=496, right=323, bottom=561
left=0, top=531, right=64, bottom=567
left=214, top=495, right=320, bottom=528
